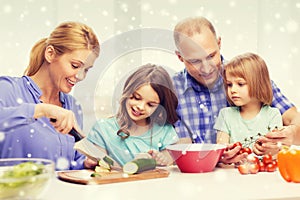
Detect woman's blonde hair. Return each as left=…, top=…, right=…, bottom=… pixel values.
left=116, top=63, right=178, bottom=139
left=24, top=21, right=100, bottom=76
left=223, top=52, right=273, bottom=106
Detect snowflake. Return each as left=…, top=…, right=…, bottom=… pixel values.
left=16, top=98, right=23, bottom=104
left=56, top=157, right=70, bottom=170
left=102, top=10, right=108, bottom=16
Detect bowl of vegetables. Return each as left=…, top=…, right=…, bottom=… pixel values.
left=0, top=158, right=54, bottom=199
left=166, top=143, right=226, bottom=173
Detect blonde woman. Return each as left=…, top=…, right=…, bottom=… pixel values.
left=0, top=21, right=100, bottom=170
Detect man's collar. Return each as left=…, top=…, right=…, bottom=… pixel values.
left=183, top=70, right=224, bottom=93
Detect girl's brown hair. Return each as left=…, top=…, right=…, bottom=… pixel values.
left=223, top=52, right=273, bottom=106
left=24, top=21, right=100, bottom=76
left=116, top=63, right=178, bottom=138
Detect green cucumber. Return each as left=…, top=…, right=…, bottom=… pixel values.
left=103, top=156, right=114, bottom=167
left=98, top=156, right=115, bottom=170
left=123, top=158, right=156, bottom=174
left=90, top=172, right=102, bottom=177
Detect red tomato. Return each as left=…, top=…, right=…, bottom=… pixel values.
left=233, top=142, right=242, bottom=148
left=262, top=154, right=273, bottom=165
left=272, top=160, right=277, bottom=168
left=266, top=163, right=277, bottom=172
left=258, top=161, right=266, bottom=172
left=247, top=154, right=259, bottom=164
left=240, top=147, right=252, bottom=155
left=249, top=163, right=259, bottom=174
left=238, top=164, right=249, bottom=175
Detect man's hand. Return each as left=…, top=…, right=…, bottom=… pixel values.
left=252, top=138, right=281, bottom=156
left=264, top=125, right=295, bottom=146
left=253, top=125, right=296, bottom=156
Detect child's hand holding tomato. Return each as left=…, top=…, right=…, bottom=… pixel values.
left=219, top=142, right=248, bottom=165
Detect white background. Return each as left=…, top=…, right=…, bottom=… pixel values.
left=0, top=0, right=299, bottom=132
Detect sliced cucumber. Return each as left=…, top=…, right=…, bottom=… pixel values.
left=103, top=156, right=114, bottom=167
left=90, top=172, right=102, bottom=177
left=95, top=166, right=110, bottom=173
left=123, top=158, right=156, bottom=174
left=98, top=159, right=111, bottom=170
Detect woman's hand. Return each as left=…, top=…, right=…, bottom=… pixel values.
left=219, top=143, right=248, bottom=165
left=35, top=103, right=79, bottom=134
left=83, top=157, right=98, bottom=169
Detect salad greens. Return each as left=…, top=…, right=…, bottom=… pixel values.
left=0, top=161, right=50, bottom=199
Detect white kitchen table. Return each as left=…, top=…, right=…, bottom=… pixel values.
left=40, top=166, right=300, bottom=200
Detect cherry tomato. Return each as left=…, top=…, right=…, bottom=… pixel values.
left=239, top=147, right=252, bottom=155
left=258, top=161, right=266, bottom=172
left=262, top=154, right=273, bottom=165
left=238, top=164, right=249, bottom=175
left=247, top=154, right=259, bottom=164
left=249, top=163, right=259, bottom=174
left=233, top=142, right=242, bottom=148
left=266, top=163, right=277, bottom=172
left=272, top=160, right=277, bottom=168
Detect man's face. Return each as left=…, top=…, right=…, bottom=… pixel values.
left=176, top=29, right=222, bottom=89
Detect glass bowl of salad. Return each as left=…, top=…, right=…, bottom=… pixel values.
left=0, top=158, right=54, bottom=199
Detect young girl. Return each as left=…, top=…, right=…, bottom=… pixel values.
left=214, top=53, right=283, bottom=157
left=79, top=63, right=179, bottom=166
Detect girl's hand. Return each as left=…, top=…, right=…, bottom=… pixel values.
left=219, top=143, right=248, bottom=165
left=148, top=150, right=168, bottom=166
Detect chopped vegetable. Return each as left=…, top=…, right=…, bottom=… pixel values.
left=90, top=172, right=101, bottom=177
left=2, top=161, right=45, bottom=178
left=0, top=161, right=49, bottom=199
left=97, top=156, right=115, bottom=170
left=98, top=159, right=111, bottom=170
left=103, top=156, right=114, bottom=167
left=123, top=158, right=156, bottom=174
left=95, top=166, right=110, bottom=173
left=90, top=156, right=116, bottom=177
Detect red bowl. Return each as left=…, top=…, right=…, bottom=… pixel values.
left=166, top=143, right=226, bottom=173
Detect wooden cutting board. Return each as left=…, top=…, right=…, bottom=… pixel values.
left=57, top=168, right=169, bottom=185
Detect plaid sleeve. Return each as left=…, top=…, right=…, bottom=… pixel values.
left=271, top=80, right=295, bottom=114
